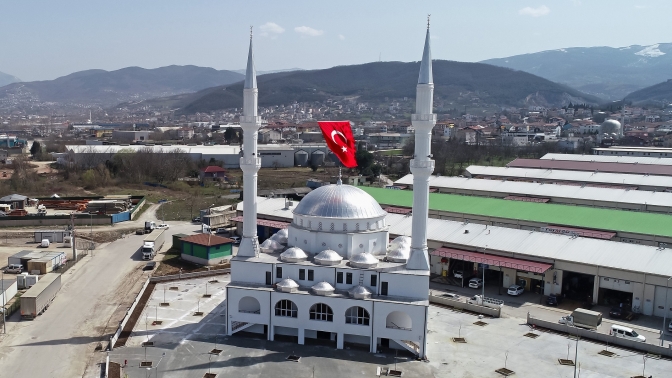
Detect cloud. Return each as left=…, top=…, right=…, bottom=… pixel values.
left=259, top=22, right=284, bottom=38
left=338, top=34, right=345, bottom=40
left=518, top=5, right=550, bottom=17
left=294, top=26, right=324, bottom=37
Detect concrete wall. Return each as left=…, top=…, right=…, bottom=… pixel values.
left=527, top=312, right=672, bottom=357
left=0, top=216, right=111, bottom=227
left=429, top=293, right=501, bottom=317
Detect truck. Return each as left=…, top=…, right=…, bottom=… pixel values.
left=20, top=273, right=62, bottom=319
left=144, top=221, right=156, bottom=234
left=142, top=229, right=165, bottom=260
left=467, top=295, right=504, bottom=309
left=559, top=308, right=603, bottom=330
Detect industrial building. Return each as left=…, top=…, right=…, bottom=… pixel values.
left=541, top=153, right=672, bottom=166
left=240, top=195, right=672, bottom=318
left=507, top=158, right=672, bottom=177
left=394, top=174, right=672, bottom=213
left=593, top=146, right=672, bottom=158
left=180, top=234, right=234, bottom=266
left=464, top=165, right=672, bottom=191
left=65, top=143, right=331, bottom=169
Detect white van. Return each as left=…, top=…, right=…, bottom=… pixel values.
left=610, top=324, right=646, bottom=342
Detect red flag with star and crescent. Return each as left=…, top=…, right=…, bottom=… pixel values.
left=317, top=121, right=358, bottom=168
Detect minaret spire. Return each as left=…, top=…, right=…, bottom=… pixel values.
left=407, top=20, right=436, bottom=271
left=238, top=29, right=262, bottom=257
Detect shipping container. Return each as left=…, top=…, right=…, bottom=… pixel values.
left=7, top=250, right=33, bottom=267
left=20, top=273, right=61, bottom=319
left=33, top=230, right=72, bottom=243
left=27, top=258, right=53, bottom=275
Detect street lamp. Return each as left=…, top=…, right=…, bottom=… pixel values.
left=481, top=246, right=488, bottom=299
left=146, top=352, right=166, bottom=378
left=662, top=277, right=671, bottom=346
left=2, top=270, right=6, bottom=334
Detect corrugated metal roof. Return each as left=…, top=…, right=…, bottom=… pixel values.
left=431, top=248, right=552, bottom=273
left=394, top=174, right=672, bottom=209
left=466, top=165, right=672, bottom=189
left=241, top=197, right=672, bottom=278
left=231, top=215, right=289, bottom=229
left=542, top=153, right=672, bottom=166
left=358, top=187, right=672, bottom=238
left=508, top=158, right=672, bottom=176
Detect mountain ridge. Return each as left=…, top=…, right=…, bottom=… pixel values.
left=0, top=65, right=243, bottom=108
left=136, top=60, right=599, bottom=115
left=481, top=43, right=672, bottom=100
left=0, top=71, right=21, bottom=87
left=625, top=79, right=672, bottom=105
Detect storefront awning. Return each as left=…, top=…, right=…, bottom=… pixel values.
left=231, top=216, right=290, bottom=229
left=431, top=247, right=553, bottom=274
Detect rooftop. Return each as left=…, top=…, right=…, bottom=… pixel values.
left=357, top=186, right=672, bottom=238
left=542, top=153, right=672, bottom=166
left=508, top=158, right=672, bottom=176
left=180, top=234, right=233, bottom=247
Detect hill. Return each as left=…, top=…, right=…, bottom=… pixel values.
left=0, top=71, right=20, bottom=87
left=165, top=60, right=599, bottom=114
left=625, top=79, right=672, bottom=105
left=482, top=43, right=672, bottom=100
left=0, top=65, right=243, bottom=108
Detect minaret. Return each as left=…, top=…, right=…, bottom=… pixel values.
left=407, top=18, right=435, bottom=271
left=238, top=28, right=262, bottom=257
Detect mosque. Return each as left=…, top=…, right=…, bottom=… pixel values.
left=226, top=23, right=436, bottom=359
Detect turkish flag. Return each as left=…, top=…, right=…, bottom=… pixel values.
left=318, top=121, right=358, bottom=168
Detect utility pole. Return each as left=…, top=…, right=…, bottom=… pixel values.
left=70, top=213, right=77, bottom=260
left=2, top=271, right=6, bottom=334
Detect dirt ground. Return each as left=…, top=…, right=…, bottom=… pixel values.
left=227, top=166, right=345, bottom=190
left=154, top=248, right=230, bottom=276
left=108, top=362, right=120, bottom=378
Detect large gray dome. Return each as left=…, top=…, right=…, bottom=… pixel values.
left=600, top=119, right=621, bottom=135
left=292, top=184, right=386, bottom=219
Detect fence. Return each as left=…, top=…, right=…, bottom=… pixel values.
left=109, top=277, right=151, bottom=350
left=54, top=250, right=89, bottom=274
left=130, top=197, right=146, bottom=219
left=150, top=268, right=230, bottom=283
left=111, top=211, right=131, bottom=224
left=527, top=312, right=672, bottom=358
left=1, top=299, right=20, bottom=319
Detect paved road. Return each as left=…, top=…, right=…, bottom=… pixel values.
left=0, top=221, right=197, bottom=378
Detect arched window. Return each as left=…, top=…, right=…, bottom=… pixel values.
left=330, top=223, right=335, bottom=231
left=345, top=306, right=370, bottom=326
left=355, top=223, right=360, bottom=231
left=309, top=303, right=333, bottom=322
left=300, top=218, right=303, bottom=226
left=275, top=299, right=297, bottom=318
left=343, top=223, right=347, bottom=232
left=318, top=222, right=322, bottom=231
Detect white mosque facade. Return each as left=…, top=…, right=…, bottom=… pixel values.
left=226, top=26, right=435, bottom=358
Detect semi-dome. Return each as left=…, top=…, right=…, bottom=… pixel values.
left=349, top=252, right=379, bottom=268
left=314, top=249, right=343, bottom=266
left=260, top=238, right=284, bottom=253
left=280, top=247, right=308, bottom=263
left=311, top=281, right=335, bottom=296
left=276, top=278, right=299, bottom=293
left=270, top=228, right=289, bottom=244
left=349, top=285, right=372, bottom=299
left=292, top=184, right=387, bottom=219
left=387, top=235, right=411, bottom=263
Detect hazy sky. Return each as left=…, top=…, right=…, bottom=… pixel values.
left=2, top=0, right=670, bottom=81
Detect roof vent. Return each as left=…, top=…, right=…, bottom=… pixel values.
left=349, top=285, right=372, bottom=299
left=349, top=252, right=378, bottom=269
left=276, top=278, right=299, bottom=293
left=314, top=250, right=343, bottom=266
left=280, top=247, right=308, bottom=263
left=311, top=281, right=335, bottom=296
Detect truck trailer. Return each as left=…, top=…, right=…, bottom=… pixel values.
left=142, top=229, right=165, bottom=260
left=20, top=273, right=62, bottom=319
left=559, top=308, right=603, bottom=330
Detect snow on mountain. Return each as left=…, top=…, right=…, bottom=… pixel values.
left=635, top=44, right=666, bottom=58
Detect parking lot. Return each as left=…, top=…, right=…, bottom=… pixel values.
left=109, top=275, right=672, bottom=378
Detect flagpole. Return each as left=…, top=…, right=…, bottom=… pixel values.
left=338, top=166, right=342, bottom=185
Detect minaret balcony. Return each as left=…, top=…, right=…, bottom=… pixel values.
left=240, top=115, right=262, bottom=124
left=240, top=156, right=262, bottom=168
left=410, top=159, right=435, bottom=171
left=411, top=114, right=437, bottom=122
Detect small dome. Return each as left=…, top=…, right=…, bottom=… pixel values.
left=314, top=249, right=343, bottom=266
left=280, top=247, right=308, bottom=262
left=270, top=229, right=289, bottom=244
left=276, top=278, right=299, bottom=293
left=600, top=119, right=621, bottom=135
left=292, top=184, right=387, bottom=219
left=349, top=285, right=372, bottom=299
left=387, top=237, right=411, bottom=263
left=311, top=281, right=335, bottom=296
left=349, top=252, right=379, bottom=268
left=260, top=239, right=283, bottom=253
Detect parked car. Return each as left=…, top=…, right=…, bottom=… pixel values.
left=143, top=261, right=157, bottom=271
left=546, top=293, right=562, bottom=306
left=230, top=236, right=241, bottom=244
left=609, top=306, right=624, bottom=319
left=468, top=277, right=483, bottom=289
left=453, top=270, right=463, bottom=279
left=192, top=217, right=201, bottom=223
left=4, top=264, right=23, bottom=273
left=156, top=223, right=170, bottom=230
left=507, top=285, right=524, bottom=296
left=610, top=324, right=646, bottom=342
left=215, top=228, right=228, bottom=234
left=441, top=293, right=460, bottom=300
